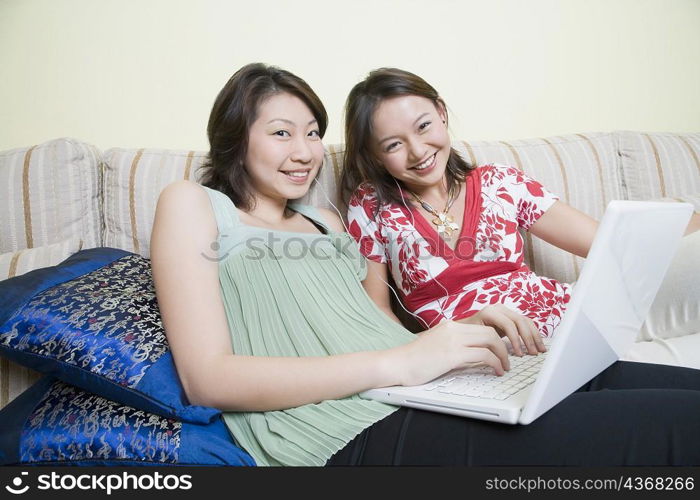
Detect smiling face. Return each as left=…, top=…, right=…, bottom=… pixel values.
left=371, top=94, right=451, bottom=193
left=245, top=92, right=325, bottom=203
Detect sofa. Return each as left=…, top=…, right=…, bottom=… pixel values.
left=1, top=130, right=699, bottom=415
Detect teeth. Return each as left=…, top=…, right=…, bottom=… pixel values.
left=285, top=171, right=308, bottom=178
left=415, top=154, right=434, bottom=170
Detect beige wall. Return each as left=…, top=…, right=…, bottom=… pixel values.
left=1, top=0, right=699, bottom=151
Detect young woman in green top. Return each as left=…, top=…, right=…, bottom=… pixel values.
left=150, top=63, right=700, bottom=466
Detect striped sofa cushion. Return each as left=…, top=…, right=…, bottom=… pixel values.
left=655, top=194, right=700, bottom=211
left=0, top=138, right=102, bottom=253
left=618, top=131, right=700, bottom=201
left=102, top=148, right=207, bottom=257
left=0, top=237, right=83, bottom=280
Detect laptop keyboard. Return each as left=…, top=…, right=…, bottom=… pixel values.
left=421, top=344, right=549, bottom=401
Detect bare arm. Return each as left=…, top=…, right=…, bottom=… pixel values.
left=150, top=182, right=509, bottom=412
left=361, top=259, right=404, bottom=325
left=684, top=212, right=700, bottom=236
left=528, top=200, right=599, bottom=258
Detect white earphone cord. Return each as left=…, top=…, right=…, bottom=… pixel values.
left=312, top=177, right=452, bottom=331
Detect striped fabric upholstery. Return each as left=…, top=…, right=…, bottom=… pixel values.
left=618, top=131, right=700, bottom=200
left=102, top=148, right=207, bottom=257
left=0, top=361, right=42, bottom=411
left=656, top=194, right=700, bottom=211
left=0, top=138, right=102, bottom=253
left=0, top=237, right=83, bottom=280
left=298, top=144, right=345, bottom=212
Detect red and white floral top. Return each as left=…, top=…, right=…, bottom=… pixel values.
left=347, top=163, right=572, bottom=337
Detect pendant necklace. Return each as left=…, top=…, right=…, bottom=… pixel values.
left=410, top=188, right=460, bottom=238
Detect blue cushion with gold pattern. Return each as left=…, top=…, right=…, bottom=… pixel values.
left=0, top=377, right=255, bottom=466
left=0, top=248, right=218, bottom=424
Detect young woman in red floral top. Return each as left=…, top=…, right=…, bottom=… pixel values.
left=340, top=67, right=601, bottom=354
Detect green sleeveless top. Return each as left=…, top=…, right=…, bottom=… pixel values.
left=201, top=186, right=416, bottom=466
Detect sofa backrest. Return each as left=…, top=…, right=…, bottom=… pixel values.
left=2, top=131, right=699, bottom=285
left=617, top=131, right=700, bottom=200
left=101, top=147, right=208, bottom=256
left=0, top=138, right=102, bottom=254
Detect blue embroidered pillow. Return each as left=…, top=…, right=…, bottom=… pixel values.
left=0, top=377, right=255, bottom=466
left=0, top=247, right=218, bottom=424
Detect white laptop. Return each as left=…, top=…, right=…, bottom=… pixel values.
left=360, top=200, right=693, bottom=424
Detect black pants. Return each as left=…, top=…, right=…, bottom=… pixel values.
left=326, top=361, right=700, bottom=466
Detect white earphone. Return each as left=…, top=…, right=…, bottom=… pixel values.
left=312, top=176, right=453, bottom=331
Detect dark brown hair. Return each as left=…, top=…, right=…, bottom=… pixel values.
left=340, top=67, right=474, bottom=215
left=200, top=63, right=328, bottom=210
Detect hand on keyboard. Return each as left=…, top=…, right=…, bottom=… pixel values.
left=392, top=321, right=511, bottom=387
left=456, top=305, right=547, bottom=356
left=504, top=336, right=553, bottom=356
left=422, top=345, right=550, bottom=400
